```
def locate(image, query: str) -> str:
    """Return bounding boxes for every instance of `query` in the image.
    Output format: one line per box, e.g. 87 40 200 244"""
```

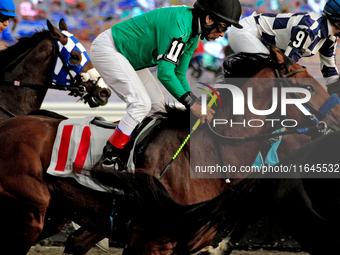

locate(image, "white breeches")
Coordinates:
228 14 269 54
90 29 165 135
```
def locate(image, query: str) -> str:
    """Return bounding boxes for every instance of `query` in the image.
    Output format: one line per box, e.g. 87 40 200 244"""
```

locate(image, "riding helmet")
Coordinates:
193 0 243 28
0 0 17 18
324 0 340 23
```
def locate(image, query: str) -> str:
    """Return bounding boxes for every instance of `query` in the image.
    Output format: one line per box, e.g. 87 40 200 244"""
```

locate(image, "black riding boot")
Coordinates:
101 141 125 171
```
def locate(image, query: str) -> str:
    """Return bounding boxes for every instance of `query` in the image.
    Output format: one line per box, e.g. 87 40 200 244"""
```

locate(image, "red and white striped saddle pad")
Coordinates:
47 116 114 191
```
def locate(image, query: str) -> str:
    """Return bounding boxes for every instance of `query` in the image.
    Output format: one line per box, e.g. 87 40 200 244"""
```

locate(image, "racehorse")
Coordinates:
57 46 340 254
204 60 340 255
0 19 111 122
206 129 340 255
0 115 235 255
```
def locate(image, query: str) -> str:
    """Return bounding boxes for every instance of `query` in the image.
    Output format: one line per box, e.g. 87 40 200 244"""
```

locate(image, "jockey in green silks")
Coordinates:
90 0 243 170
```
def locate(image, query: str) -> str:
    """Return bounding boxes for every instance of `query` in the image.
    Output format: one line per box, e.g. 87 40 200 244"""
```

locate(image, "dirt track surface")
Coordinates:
27 245 122 254
27 246 309 255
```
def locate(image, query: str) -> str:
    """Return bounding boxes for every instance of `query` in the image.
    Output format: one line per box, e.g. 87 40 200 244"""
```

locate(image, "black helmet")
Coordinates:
194 0 243 29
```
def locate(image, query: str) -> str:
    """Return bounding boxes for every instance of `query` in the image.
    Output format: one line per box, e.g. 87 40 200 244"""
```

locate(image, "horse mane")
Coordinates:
0 30 51 72
223 52 274 78
153 104 193 129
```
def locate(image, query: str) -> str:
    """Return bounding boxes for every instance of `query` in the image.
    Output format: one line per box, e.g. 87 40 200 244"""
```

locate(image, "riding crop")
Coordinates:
158 93 218 179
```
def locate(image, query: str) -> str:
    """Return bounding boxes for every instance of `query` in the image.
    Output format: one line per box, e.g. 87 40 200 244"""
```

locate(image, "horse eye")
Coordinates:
70 55 80 61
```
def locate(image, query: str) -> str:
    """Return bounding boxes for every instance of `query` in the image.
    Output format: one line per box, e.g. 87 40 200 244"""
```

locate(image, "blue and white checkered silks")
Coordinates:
254 12 339 84
52 30 90 87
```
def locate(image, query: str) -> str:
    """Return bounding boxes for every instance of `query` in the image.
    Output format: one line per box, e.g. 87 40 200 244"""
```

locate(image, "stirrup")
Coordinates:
102 155 125 171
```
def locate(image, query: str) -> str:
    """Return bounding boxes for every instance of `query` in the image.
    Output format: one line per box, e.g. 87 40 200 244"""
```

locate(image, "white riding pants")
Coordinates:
228 13 269 54
90 29 165 135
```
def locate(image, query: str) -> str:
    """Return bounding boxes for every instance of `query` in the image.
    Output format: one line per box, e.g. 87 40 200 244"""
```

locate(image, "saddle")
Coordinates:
92 116 164 171
47 115 165 189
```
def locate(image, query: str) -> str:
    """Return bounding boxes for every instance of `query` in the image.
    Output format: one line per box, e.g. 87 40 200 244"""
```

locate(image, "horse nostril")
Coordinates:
99 89 111 99
101 91 108 97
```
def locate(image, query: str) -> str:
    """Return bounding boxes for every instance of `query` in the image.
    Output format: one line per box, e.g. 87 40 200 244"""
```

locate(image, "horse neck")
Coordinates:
0 86 48 122
211 77 282 173
0 37 54 121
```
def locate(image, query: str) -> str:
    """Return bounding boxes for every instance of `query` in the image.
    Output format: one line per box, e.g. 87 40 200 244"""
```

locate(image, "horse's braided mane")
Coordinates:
223 52 274 78
0 30 50 71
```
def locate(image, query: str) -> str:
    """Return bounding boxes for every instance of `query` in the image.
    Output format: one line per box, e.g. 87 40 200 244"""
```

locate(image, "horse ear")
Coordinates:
47 19 68 45
269 46 285 65
59 18 69 32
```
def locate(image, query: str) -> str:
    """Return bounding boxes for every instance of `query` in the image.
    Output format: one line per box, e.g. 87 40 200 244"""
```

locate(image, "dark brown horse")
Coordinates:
58 47 340 254
205 67 340 255
0 115 235 255
206 129 340 255
0 19 111 122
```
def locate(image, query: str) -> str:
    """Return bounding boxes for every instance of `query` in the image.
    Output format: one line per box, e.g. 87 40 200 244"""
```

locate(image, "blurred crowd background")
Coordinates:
0 0 328 104
0 0 328 98
0 0 327 44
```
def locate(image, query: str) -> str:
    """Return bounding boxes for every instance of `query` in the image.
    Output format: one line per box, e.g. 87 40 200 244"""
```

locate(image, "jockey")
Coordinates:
228 0 340 85
0 0 17 33
90 0 243 170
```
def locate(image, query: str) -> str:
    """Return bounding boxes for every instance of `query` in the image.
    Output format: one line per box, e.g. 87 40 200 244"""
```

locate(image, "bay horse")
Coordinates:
0 115 231 255
53 46 340 254
0 18 111 122
204 60 340 255
206 129 340 255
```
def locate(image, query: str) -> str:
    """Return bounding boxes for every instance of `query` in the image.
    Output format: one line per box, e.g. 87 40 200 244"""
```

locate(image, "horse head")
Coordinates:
212 46 340 150
47 19 111 108
268 45 340 135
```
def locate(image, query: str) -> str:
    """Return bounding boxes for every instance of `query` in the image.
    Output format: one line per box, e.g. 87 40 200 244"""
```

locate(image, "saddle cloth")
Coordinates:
47 116 113 191
47 115 161 191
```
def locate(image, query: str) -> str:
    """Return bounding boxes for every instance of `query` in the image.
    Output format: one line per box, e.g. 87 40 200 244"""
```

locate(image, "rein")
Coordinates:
0 79 86 93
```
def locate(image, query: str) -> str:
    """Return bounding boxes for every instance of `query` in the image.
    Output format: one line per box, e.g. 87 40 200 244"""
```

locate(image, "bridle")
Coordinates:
0 33 102 118
207 63 340 142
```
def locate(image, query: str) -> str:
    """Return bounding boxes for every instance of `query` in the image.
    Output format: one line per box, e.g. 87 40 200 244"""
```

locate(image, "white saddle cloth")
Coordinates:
47 116 114 192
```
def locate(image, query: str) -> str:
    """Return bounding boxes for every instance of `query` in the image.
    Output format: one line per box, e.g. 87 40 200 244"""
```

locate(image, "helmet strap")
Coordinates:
335 22 340 29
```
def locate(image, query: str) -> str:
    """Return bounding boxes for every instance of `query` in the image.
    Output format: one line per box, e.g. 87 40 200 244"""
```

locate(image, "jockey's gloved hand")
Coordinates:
190 102 215 124
178 92 215 123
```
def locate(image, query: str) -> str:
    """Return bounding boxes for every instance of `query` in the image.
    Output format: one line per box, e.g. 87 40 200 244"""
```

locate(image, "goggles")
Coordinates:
216 20 231 33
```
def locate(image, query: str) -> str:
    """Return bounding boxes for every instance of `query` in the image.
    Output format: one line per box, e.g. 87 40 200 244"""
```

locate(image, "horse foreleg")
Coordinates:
197 220 250 255
63 227 105 255
36 216 68 243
